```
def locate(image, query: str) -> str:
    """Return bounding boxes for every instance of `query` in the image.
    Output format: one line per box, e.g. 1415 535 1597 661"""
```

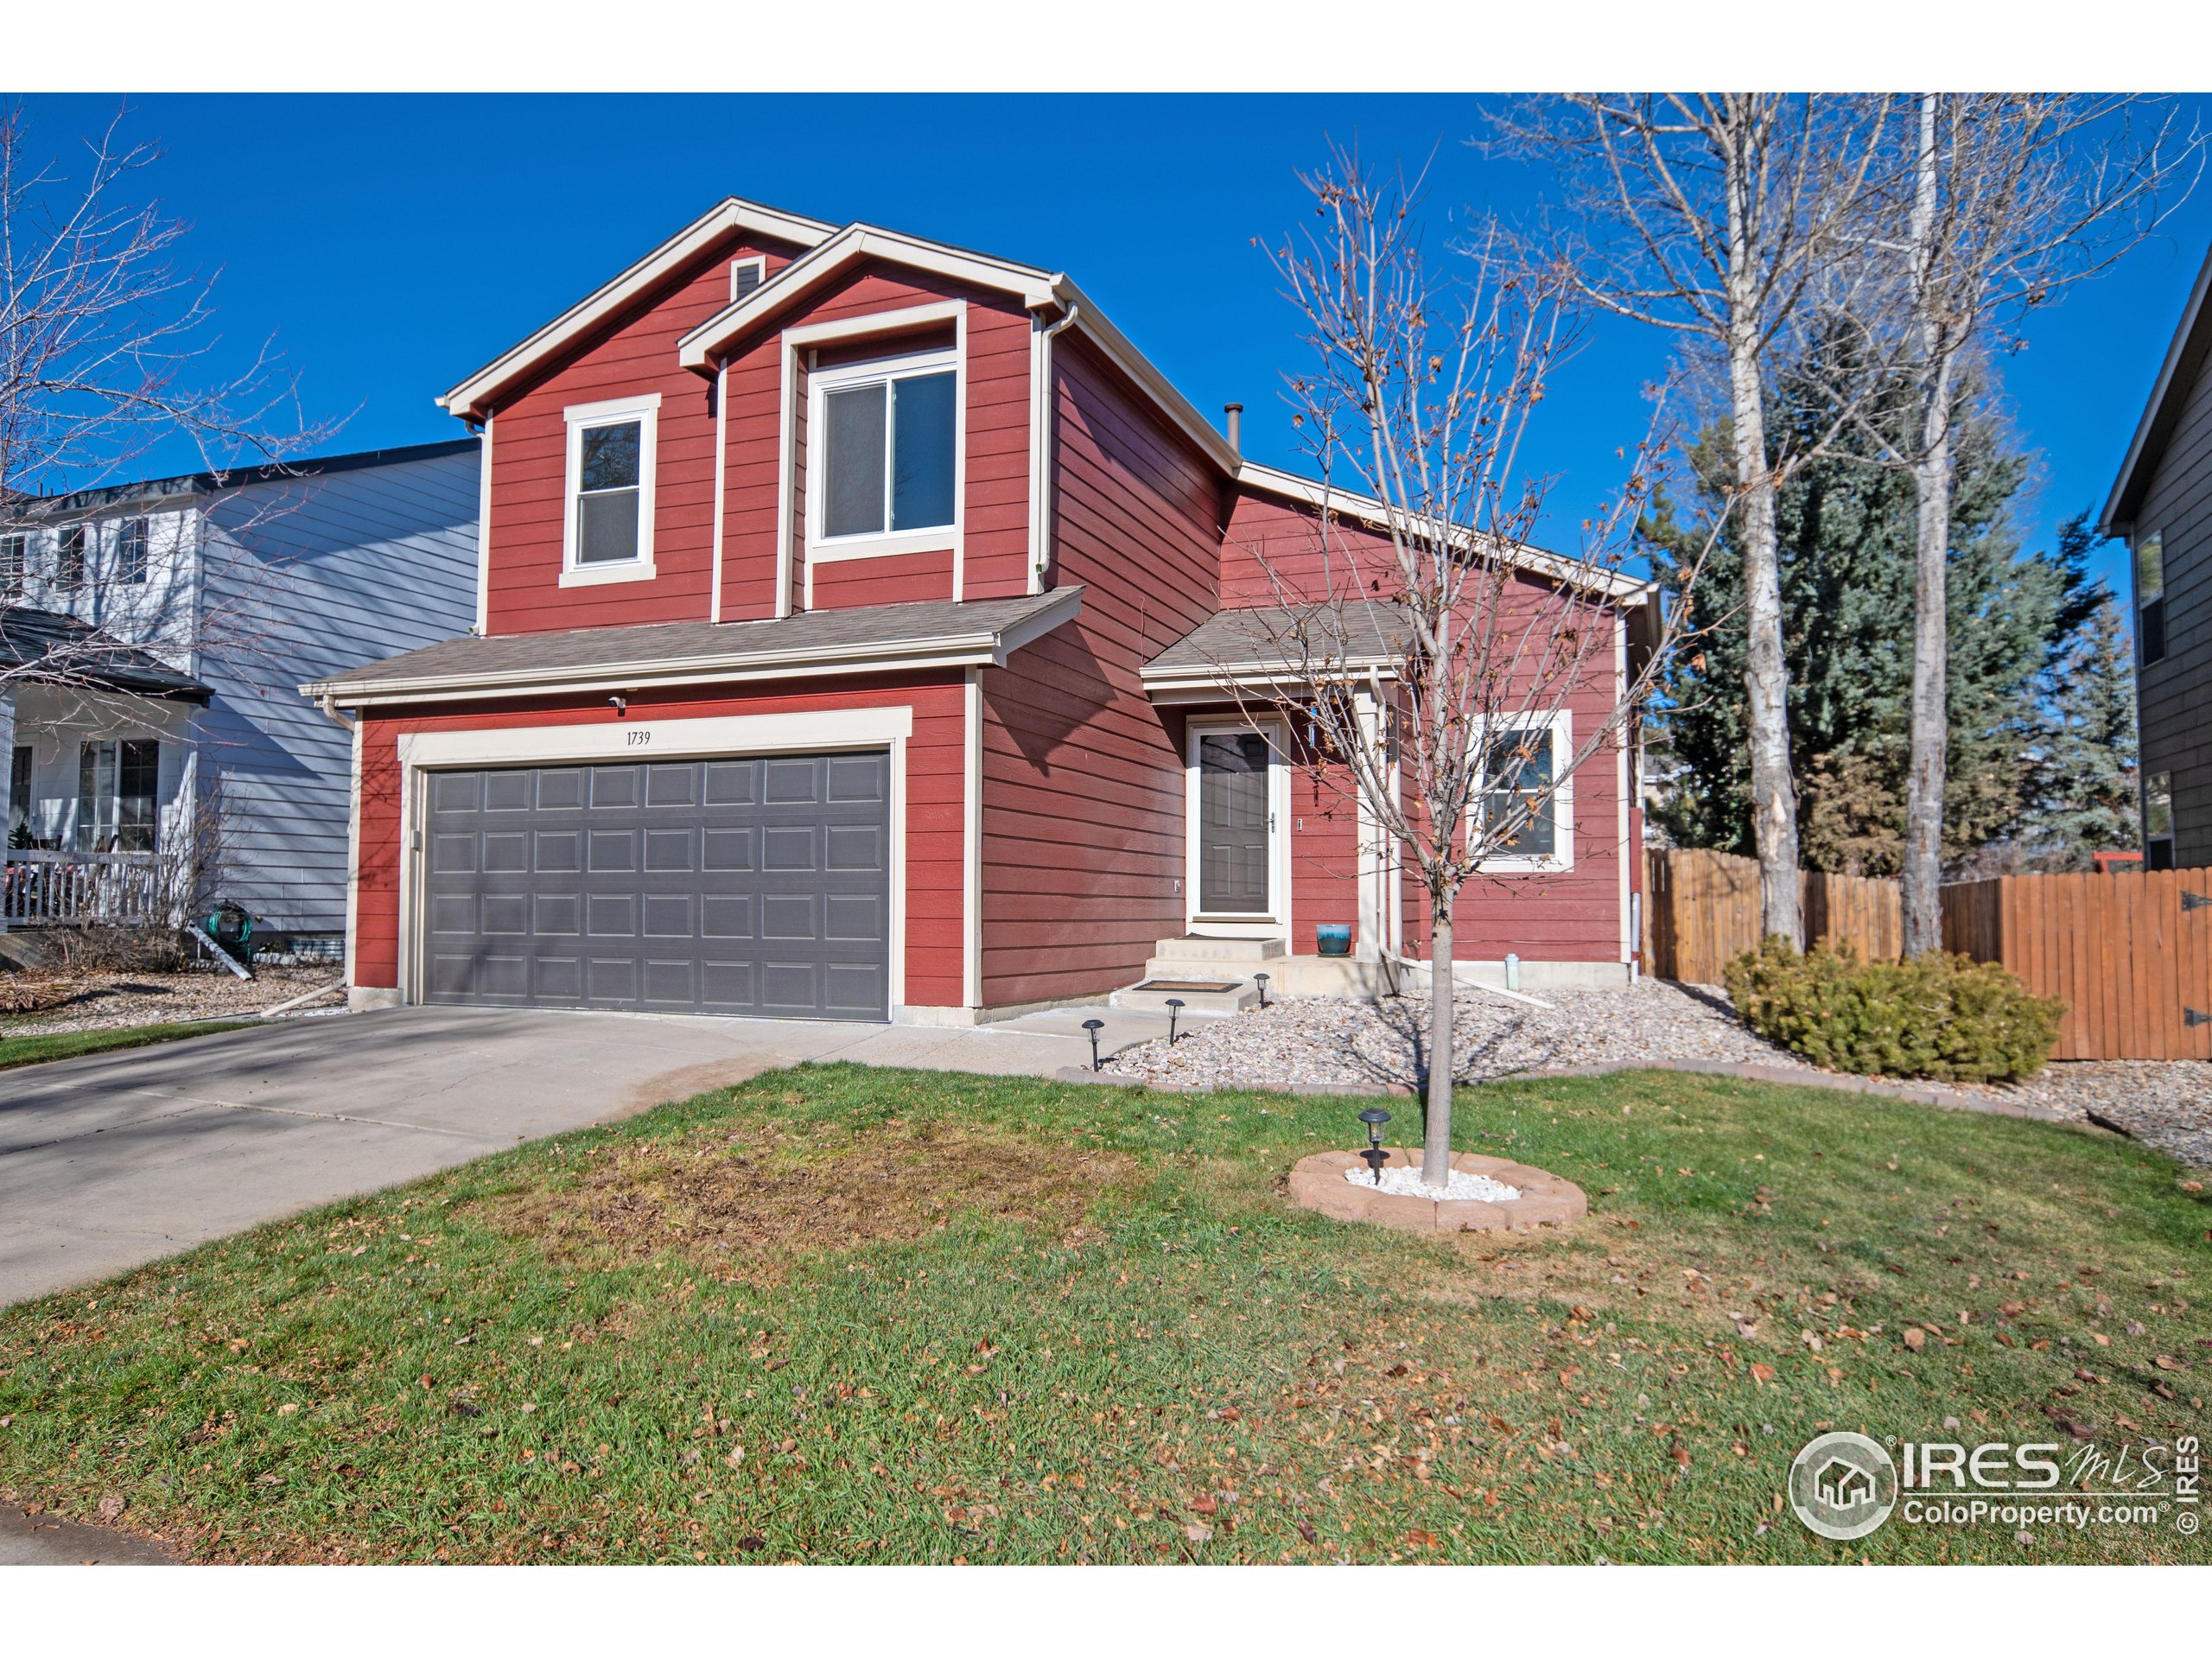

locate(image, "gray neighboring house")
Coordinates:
2104 239 2212 871
2 440 478 950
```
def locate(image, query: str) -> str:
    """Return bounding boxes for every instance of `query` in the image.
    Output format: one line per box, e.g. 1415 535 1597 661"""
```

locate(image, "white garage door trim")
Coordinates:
396 707 914 1016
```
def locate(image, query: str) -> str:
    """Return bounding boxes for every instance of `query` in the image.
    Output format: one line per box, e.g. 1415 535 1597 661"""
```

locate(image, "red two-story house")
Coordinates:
308 197 1652 1025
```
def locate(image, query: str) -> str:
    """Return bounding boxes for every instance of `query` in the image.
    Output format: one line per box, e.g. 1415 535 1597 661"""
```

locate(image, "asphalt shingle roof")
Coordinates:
304 588 1084 702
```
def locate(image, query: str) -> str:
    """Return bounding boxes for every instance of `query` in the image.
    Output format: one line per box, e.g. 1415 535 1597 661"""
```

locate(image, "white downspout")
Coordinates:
1030 299 1080 592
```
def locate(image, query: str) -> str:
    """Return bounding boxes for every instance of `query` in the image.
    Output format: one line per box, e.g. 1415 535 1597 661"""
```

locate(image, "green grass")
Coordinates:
1 1065 2204 1564
0 1019 260 1071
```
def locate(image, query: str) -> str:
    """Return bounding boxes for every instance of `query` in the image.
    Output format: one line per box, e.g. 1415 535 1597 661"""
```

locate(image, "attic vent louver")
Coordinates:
731 257 766 302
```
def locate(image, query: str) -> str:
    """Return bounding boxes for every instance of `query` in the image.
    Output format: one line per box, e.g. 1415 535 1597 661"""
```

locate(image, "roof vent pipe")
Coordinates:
1224 403 1243 456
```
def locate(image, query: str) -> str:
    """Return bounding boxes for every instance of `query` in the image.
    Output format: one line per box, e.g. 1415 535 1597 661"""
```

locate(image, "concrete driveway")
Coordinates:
0 1002 1165 1309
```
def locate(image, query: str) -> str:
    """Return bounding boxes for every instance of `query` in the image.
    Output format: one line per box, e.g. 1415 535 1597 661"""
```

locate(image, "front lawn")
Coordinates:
0 1019 260 1072
0 1065 2203 1563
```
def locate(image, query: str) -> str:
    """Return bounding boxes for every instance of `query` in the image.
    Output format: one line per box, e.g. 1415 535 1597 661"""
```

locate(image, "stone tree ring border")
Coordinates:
1287 1148 1588 1234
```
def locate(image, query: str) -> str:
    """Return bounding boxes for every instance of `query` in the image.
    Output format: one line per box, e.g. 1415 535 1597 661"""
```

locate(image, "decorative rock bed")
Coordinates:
1287 1147 1586 1234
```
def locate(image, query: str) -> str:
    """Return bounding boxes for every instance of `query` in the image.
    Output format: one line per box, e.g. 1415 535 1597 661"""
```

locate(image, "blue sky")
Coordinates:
22 92 2212 597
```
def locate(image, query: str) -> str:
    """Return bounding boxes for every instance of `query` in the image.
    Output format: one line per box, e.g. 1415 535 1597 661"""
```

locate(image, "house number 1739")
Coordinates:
625 728 652 747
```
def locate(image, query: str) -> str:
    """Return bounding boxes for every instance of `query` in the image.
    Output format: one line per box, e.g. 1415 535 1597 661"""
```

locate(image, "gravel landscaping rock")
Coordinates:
1347 1164 1522 1201
1105 980 2212 1167
0 963 343 1039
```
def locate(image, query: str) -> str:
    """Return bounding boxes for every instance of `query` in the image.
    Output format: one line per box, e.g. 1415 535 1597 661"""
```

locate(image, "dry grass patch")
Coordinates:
466 1114 1146 1279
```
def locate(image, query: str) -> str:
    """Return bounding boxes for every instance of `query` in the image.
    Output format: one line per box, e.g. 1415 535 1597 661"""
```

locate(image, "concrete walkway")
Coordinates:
0 1002 1170 1312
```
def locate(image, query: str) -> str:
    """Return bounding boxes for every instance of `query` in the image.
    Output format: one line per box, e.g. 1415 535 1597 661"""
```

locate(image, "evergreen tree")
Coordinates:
1645 367 2091 875
2019 583 2139 860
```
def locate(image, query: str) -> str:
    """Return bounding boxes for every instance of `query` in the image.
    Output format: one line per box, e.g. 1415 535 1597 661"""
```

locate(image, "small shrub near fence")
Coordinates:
1724 938 2066 1084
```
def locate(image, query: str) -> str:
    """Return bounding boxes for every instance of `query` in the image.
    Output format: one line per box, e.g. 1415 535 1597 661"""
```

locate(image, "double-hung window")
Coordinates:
56 525 86 588
0 533 24 600
809 349 959 559
561 393 658 585
76 739 159 854
1471 713 1574 872
2135 532 2166 667
116 516 149 585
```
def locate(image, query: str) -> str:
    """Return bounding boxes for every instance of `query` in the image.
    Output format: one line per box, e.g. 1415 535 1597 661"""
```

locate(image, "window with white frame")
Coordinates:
730 256 766 302
76 739 160 854
809 349 958 556
0 533 23 599
562 393 658 582
115 516 149 585
1471 713 1573 871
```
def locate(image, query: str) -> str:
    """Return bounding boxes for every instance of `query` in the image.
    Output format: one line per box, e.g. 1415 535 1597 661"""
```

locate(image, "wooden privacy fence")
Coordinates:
1643 848 1902 985
1643 848 2212 1060
1939 871 2212 1062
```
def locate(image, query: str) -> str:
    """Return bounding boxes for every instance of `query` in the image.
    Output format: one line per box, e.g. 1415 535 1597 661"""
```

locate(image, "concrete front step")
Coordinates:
1109 976 1259 1014
1151 935 1287 963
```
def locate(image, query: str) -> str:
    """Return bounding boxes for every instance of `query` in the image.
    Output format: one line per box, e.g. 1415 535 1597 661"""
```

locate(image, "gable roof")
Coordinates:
2102 237 2212 536
674 219 1242 476
435 198 1644 601
436 195 837 422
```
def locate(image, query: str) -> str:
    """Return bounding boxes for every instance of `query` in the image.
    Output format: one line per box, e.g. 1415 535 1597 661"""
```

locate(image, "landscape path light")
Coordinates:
1253 971 1270 1009
1165 997 1185 1044
1083 1017 1105 1071
1357 1106 1392 1184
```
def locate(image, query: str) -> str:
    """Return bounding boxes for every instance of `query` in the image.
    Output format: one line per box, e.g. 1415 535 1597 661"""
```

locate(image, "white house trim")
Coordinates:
302 586 1084 709
438 196 835 421
709 365 728 624
1234 461 1651 601
474 417 493 635
1182 713 1293 943
1616 614 1632 963
559 392 660 588
1468 709 1576 874
963 666 982 1010
393 705 915 1016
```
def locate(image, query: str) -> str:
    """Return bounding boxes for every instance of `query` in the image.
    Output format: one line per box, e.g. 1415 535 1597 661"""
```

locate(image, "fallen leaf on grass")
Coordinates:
1903 1328 1927 1352
1750 1363 1776 1385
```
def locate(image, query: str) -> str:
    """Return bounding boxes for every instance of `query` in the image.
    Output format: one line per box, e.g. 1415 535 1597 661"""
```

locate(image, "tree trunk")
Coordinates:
1727 333 1803 946
1902 95 1951 957
1422 886 1455 1188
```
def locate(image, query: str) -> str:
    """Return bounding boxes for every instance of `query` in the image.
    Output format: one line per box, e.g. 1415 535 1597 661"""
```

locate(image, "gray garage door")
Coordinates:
421 752 891 1020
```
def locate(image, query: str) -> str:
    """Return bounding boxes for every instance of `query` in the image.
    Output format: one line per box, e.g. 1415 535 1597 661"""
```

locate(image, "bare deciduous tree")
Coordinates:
1494 95 1895 947
0 105 333 696
1207 155 1716 1188
1815 96 2197 953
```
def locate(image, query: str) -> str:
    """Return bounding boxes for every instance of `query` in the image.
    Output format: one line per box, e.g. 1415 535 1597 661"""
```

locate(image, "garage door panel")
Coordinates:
591 766 640 807
423 752 891 1020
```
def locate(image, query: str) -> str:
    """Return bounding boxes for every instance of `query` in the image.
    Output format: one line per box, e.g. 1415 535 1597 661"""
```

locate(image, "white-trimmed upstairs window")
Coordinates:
730 256 766 302
808 348 959 560
1471 711 1574 873
561 392 658 586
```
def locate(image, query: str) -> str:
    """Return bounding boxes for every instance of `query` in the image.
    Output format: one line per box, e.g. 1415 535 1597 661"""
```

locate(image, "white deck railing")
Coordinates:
2 849 168 927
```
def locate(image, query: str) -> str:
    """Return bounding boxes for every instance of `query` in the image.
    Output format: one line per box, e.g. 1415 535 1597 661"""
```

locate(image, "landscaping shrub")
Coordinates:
1724 937 2065 1083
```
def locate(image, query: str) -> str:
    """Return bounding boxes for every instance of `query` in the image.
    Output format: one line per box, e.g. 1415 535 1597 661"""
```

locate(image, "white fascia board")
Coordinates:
302 589 1084 709
1052 277 1242 476
678 225 1057 371
1233 461 1652 602
1139 658 1400 696
439 197 836 419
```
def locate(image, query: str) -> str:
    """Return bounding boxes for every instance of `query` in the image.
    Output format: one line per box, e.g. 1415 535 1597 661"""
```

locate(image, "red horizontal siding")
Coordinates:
483 233 806 637
808 549 956 608
350 672 967 1011
977 336 1224 1009
715 265 1033 620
